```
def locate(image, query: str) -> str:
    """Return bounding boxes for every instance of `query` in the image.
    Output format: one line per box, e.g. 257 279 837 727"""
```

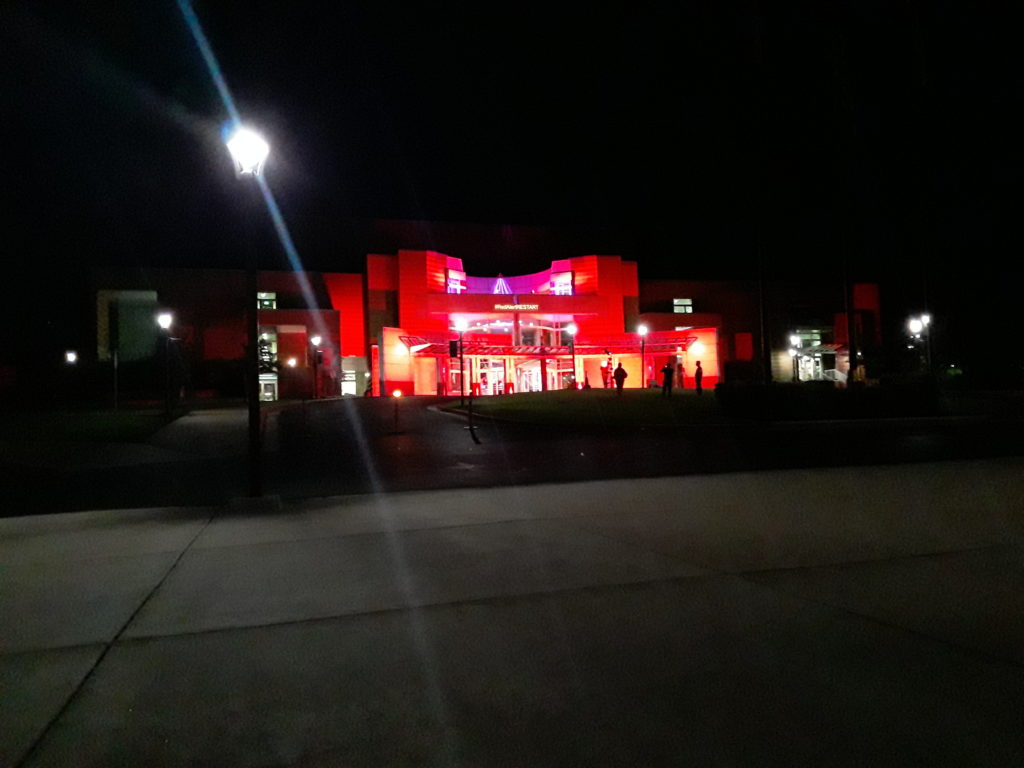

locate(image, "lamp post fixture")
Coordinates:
566 323 578 389
64 350 78 365
789 333 800 382
637 324 649 389
310 334 322 399
454 318 468 406
908 314 932 373
225 125 270 497
392 389 403 433
157 312 174 415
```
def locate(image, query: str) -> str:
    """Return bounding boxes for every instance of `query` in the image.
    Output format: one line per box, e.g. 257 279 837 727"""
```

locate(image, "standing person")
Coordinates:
694 360 704 395
677 363 685 390
660 362 674 397
613 362 628 395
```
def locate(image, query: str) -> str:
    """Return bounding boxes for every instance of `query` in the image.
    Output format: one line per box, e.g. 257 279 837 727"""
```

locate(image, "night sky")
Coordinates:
2 2 1020 369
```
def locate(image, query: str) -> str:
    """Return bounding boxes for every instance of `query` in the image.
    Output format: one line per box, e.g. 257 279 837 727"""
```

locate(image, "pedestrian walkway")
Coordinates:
3 458 1023 766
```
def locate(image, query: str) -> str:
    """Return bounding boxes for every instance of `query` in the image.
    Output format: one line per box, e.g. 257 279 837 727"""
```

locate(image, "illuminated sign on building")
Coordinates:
494 303 540 311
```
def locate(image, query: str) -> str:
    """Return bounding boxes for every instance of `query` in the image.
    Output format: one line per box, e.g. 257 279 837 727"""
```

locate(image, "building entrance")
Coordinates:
477 358 506 396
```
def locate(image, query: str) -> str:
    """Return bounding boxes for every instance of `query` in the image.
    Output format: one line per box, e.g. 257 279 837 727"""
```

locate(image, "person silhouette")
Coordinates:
660 362 674 397
694 360 704 395
613 363 628 395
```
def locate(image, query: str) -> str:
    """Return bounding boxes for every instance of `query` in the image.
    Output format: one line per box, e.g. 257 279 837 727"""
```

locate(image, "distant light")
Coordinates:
566 323 578 336
225 126 269 176
691 341 706 355
788 348 798 358
286 357 297 367
908 318 924 334
454 318 469 332
921 314 931 326
65 350 78 364
637 324 649 336
364 372 371 377
310 335 322 346
261 333 269 340
392 390 403 398
789 334 800 347
157 312 173 330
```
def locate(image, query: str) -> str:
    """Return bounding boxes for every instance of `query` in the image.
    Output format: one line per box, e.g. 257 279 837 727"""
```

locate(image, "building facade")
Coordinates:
83 250 880 404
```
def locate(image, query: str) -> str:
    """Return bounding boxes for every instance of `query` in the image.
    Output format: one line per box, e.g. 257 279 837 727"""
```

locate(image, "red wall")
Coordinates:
324 273 366 357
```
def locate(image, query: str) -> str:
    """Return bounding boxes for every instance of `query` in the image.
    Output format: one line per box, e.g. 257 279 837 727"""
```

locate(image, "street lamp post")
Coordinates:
566 323 578 389
310 334 322 399
157 312 174 415
392 389 403 433
789 334 800 382
226 125 270 498
908 314 932 373
454 318 468 406
638 324 649 389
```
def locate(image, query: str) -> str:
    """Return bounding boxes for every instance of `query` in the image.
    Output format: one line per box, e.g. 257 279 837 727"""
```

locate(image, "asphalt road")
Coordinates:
3 395 1021 516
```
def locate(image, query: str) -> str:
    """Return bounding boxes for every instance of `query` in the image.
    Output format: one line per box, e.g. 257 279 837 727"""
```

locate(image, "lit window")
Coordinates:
446 269 466 294
257 327 278 373
673 298 693 314
550 271 573 295
257 292 277 309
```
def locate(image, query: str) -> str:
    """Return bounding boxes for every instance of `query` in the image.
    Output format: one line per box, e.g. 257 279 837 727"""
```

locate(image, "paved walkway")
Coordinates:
3 459 1024 766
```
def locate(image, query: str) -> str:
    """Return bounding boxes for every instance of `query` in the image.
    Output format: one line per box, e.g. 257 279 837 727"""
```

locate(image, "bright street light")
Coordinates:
226 127 270 176
454 319 468 406
566 323 578 389
64 350 78 365
225 125 269 497
156 312 175 415
637 324 649 388
310 335 323 398
907 314 933 372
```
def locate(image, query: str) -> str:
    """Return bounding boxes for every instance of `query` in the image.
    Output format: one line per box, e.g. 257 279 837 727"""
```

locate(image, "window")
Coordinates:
446 269 466 294
258 327 278 373
257 292 277 310
550 271 573 296
673 298 693 314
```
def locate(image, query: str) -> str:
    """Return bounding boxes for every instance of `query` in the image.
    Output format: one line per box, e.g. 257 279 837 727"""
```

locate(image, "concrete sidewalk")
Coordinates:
3 459 1024 767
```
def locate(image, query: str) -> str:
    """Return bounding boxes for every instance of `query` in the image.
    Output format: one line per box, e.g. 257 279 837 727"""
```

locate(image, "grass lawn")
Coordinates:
454 388 724 428
0 409 174 443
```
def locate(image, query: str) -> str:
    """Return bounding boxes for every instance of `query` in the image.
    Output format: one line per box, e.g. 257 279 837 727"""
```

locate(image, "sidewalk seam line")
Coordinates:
13 510 217 768
115 571 726 645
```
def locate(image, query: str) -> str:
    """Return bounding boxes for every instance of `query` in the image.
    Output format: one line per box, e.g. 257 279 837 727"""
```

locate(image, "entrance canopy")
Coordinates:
799 344 847 356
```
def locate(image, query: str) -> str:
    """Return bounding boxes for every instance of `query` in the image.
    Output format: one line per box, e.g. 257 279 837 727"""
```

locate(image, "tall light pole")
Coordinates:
226 125 270 497
638 324 649 389
157 312 174 415
789 333 800 382
454 318 468 406
310 334 322 399
566 323 578 389
908 314 932 373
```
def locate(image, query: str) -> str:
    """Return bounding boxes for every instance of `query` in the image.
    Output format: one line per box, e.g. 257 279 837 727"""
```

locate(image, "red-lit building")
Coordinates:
365 250 719 397
85 247 879 403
